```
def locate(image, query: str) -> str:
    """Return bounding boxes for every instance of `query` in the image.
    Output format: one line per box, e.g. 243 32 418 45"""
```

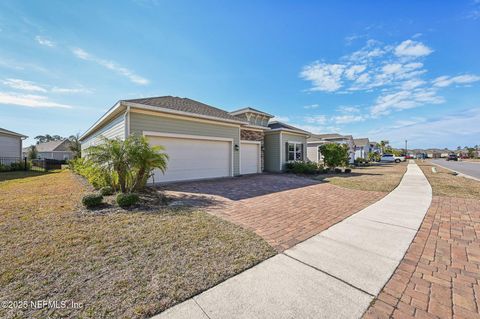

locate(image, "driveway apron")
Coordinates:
154 163 432 319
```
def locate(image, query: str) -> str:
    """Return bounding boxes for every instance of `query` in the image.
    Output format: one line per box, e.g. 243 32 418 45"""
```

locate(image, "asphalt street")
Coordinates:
430 159 480 179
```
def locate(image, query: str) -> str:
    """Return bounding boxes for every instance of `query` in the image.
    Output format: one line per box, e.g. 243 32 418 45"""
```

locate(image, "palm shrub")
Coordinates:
86 135 168 193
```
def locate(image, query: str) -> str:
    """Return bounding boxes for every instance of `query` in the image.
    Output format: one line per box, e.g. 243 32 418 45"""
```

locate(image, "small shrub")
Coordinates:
82 193 103 208
334 168 342 174
286 161 319 174
116 193 139 208
100 186 114 196
344 168 352 173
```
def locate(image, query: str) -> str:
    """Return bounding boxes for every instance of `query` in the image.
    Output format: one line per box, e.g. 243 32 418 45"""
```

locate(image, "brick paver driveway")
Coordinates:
162 174 385 251
364 196 480 319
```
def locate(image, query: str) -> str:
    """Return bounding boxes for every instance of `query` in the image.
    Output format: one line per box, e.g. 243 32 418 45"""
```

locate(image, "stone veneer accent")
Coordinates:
241 129 265 171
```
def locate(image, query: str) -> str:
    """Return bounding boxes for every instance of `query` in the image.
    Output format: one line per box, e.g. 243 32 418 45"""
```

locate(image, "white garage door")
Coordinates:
240 142 260 174
148 135 231 183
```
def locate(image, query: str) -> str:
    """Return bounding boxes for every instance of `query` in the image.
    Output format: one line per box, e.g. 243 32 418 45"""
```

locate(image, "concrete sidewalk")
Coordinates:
153 163 432 319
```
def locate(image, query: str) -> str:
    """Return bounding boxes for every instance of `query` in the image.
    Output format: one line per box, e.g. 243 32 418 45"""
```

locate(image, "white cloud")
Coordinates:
300 62 345 92
51 87 92 94
432 74 480 87
394 40 433 57
337 105 360 113
2 78 47 92
304 115 328 125
0 92 73 108
368 108 480 149
371 88 444 116
35 35 55 47
345 65 366 80
332 114 366 124
303 104 319 109
71 47 149 85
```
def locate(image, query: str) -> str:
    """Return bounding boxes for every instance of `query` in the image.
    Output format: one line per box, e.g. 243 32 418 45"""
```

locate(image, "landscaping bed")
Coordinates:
0 170 275 319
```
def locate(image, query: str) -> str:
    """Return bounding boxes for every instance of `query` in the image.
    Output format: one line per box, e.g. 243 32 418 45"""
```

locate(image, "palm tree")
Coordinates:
126 136 168 191
86 135 168 192
380 140 389 154
87 137 129 192
69 134 82 159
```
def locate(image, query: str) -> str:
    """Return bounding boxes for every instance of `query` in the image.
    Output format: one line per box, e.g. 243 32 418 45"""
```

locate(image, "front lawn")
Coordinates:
0 170 275 319
313 162 407 192
417 160 480 198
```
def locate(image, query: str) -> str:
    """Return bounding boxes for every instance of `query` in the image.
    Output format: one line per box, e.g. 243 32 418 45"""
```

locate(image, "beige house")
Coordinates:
0 127 27 161
307 133 355 164
27 140 74 160
79 96 309 183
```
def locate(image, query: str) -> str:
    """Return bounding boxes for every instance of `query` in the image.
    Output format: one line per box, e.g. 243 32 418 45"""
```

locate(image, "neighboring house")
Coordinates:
264 121 310 172
0 128 27 161
369 141 381 154
26 140 74 160
307 133 355 164
79 96 309 183
353 138 370 160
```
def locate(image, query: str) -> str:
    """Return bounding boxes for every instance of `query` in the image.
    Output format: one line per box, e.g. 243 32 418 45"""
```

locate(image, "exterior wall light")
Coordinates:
234 144 239 151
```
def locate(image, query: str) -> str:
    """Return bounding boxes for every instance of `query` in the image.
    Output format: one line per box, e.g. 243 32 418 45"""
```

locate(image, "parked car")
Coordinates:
446 154 458 161
381 154 405 163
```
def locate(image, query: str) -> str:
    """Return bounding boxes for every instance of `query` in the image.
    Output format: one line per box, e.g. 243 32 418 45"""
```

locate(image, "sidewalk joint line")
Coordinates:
282 253 375 298
193 298 212 319
355 217 418 231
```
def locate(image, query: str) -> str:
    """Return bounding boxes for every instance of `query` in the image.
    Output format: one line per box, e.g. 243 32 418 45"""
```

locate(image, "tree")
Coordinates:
69 134 82 159
86 135 168 192
380 140 389 154
34 134 64 144
467 147 476 159
319 143 349 168
27 145 38 160
368 151 380 162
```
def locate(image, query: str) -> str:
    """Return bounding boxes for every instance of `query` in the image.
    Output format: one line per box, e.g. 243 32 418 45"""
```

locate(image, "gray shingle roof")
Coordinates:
230 107 274 117
353 138 369 147
267 121 310 134
124 96 246 123
36 140 72 152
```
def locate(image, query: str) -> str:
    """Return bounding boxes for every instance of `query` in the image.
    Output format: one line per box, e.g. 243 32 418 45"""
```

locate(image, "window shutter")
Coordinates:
286 142 289 161
301 143 304 161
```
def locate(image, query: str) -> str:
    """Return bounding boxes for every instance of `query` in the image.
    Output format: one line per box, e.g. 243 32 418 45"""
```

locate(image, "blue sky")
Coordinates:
0 0 479 149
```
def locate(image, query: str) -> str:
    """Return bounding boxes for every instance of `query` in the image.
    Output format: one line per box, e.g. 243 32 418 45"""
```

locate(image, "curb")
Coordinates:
430 161 480 182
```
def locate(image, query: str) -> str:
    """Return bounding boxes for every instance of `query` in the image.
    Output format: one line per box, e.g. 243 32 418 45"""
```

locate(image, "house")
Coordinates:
79 96 310 183
0 128 27 162
369 141 381 154
26 140 74 160
353 138 370 160
307 133 355 164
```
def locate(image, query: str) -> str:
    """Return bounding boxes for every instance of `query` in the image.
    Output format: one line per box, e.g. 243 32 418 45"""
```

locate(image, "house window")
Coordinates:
287 142 303 161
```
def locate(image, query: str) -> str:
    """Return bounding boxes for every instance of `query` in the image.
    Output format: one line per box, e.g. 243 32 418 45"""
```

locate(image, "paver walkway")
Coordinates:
163 174 384 251
154 163 432 319
363 195 480 319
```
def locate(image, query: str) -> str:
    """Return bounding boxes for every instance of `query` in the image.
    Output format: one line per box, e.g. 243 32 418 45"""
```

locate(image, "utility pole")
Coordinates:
405 139 408 156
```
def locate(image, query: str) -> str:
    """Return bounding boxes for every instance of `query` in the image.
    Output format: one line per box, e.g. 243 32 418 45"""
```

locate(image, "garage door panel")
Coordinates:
147 135 231 183
240 142 260 174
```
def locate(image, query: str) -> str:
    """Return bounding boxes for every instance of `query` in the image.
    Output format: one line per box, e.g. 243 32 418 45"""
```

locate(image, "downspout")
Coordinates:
124 105 130 138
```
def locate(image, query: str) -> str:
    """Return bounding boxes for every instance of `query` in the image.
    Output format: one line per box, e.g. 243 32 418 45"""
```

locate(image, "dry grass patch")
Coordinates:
313 163 407 192
0 170 275 319
417 160 480 199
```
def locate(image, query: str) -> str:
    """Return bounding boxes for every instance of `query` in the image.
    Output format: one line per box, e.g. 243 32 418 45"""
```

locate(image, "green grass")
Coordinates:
0 170 275 318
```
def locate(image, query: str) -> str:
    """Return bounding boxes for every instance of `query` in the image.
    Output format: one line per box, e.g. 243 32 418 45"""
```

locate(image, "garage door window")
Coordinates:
287 142 303 161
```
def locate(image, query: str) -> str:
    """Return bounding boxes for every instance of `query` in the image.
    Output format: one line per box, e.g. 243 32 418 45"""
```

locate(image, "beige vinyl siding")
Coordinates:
129 111 241 176
281 133 307 171
81 114 125 154
307 143 322 163
38 151 74 161
264 132 281 172
0 133 21 158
